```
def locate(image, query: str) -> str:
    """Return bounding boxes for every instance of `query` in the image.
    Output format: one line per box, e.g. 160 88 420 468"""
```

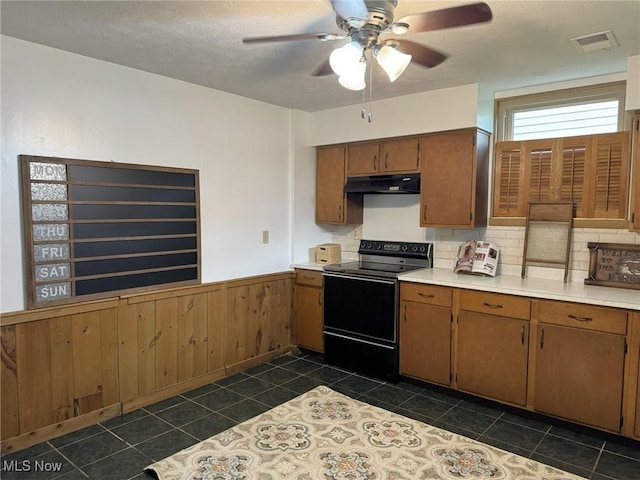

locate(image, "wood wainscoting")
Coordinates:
0 272 295 454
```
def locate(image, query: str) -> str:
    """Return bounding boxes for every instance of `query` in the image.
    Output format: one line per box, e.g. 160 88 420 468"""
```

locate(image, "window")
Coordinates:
496 82 627 141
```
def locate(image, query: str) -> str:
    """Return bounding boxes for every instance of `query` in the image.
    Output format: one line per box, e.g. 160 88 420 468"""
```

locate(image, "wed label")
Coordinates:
32 204 68 222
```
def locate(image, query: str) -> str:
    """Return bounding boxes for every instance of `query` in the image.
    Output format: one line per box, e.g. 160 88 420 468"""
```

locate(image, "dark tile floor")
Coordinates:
1 350 639 479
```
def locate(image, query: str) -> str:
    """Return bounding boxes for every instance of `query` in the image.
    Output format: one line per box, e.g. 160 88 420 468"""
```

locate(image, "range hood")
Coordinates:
344 173 420 194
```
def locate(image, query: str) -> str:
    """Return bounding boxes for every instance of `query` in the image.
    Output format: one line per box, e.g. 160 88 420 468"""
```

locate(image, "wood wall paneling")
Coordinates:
1 274 294 451
1 326 19 439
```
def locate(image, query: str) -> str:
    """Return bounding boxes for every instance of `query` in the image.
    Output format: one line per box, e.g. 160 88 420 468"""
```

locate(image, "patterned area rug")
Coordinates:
146 385 586 480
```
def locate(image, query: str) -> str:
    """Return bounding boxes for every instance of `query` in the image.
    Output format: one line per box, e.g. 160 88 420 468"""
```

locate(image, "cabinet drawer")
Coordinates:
538 300 627 334
459 290 530 320
295 269 323 287
402 283 452 307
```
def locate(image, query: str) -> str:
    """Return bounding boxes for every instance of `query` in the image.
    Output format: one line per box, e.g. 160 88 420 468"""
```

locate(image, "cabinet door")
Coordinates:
457 310 529 405
630 114 640 231
347 143 380 176
295 285 324 352
381 137 420 173
421 131 478 227
534 324 625 432
493 141 525 217
400 301 451 386
590 131 630 219
317 146 363 224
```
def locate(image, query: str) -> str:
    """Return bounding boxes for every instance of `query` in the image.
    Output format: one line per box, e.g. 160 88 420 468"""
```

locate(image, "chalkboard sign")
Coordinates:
20 155 200 308
585 242 640 290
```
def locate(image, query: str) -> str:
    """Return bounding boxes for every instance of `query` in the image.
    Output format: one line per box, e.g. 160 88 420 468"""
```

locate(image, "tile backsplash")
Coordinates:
329 225 639 282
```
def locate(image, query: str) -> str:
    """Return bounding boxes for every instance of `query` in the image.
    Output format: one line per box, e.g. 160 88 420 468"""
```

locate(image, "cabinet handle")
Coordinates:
338 205 343 220
418 293 435 299
539 328 545 349
568 314 592 322
373 155 377 170
422 204 427 221
384 153 389 170
483 302 503 309
403 304 407 321
521 325 525 345
318 291 322 306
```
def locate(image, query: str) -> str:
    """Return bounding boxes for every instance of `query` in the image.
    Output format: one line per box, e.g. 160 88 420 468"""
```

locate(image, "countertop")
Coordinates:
291 263 639 311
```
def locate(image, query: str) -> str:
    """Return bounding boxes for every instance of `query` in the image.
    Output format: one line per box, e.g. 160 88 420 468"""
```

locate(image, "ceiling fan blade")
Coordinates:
312 59 334 77
393 40 448 69
242 32 344 44
397 2 492 34
329 0 368 20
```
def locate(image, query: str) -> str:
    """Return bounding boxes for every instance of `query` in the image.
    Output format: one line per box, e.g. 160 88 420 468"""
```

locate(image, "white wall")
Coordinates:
309 84 479 146
0 37 293 313
290 110 333 263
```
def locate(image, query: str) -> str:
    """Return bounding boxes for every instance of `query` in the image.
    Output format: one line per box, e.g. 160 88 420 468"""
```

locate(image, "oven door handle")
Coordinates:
323 272 397 285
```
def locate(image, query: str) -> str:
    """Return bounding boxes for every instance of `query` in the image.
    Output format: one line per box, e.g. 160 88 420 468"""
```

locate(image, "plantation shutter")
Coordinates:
493 142 524 217
526 141 554 203
558 137 590 217
591 132 629 219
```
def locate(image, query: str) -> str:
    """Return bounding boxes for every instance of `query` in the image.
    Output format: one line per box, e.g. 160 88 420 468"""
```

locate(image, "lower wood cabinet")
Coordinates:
456 291 531 406
533 300 627 433
399 284 452 386
294 269 324 352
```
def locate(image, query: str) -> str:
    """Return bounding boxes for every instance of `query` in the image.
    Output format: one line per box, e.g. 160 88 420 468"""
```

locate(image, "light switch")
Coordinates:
262 230 269 244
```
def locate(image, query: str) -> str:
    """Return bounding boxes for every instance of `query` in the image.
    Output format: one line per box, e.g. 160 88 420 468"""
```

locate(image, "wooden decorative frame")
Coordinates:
585 242 640 290
20 155 201 309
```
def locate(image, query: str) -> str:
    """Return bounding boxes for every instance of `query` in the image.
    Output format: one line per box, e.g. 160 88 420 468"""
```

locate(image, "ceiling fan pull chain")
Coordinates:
368 49 373 123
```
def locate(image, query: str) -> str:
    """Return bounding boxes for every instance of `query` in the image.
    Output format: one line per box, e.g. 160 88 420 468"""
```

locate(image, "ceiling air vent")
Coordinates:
570 30 619 54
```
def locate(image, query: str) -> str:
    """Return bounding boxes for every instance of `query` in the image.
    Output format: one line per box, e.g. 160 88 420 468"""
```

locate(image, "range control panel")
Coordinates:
358 240 433 259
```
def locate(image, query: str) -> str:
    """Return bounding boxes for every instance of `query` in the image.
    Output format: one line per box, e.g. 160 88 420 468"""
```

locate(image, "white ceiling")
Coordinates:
1 1 639 112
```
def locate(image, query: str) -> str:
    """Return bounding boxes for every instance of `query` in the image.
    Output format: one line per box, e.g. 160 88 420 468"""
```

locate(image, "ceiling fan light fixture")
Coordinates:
376 44 412 82
338 61 366 90
329 41 364 76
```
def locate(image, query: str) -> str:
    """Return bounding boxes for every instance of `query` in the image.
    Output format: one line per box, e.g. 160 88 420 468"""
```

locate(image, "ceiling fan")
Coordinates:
242 0 493 90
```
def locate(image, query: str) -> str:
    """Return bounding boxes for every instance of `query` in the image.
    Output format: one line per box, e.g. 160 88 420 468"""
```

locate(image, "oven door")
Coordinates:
323 272 398 345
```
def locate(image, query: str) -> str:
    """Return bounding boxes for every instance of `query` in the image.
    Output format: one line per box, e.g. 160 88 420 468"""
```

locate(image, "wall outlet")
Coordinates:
262 230 269 244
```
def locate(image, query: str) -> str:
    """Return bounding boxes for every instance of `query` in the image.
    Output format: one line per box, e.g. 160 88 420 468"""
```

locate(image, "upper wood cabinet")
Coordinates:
628 113 640 231
420 129 490 228
316 146 363 225
492 131 630 225
346 137 420 176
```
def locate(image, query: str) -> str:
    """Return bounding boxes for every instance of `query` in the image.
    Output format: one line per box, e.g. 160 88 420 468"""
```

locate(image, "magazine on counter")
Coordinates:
453 240 499 277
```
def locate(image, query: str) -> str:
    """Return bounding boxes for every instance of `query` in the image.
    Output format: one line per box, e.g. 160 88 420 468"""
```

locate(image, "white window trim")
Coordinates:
495 82 628 142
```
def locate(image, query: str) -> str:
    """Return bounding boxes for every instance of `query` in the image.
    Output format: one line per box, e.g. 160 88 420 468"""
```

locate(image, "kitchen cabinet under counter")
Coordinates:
399 268 640 311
